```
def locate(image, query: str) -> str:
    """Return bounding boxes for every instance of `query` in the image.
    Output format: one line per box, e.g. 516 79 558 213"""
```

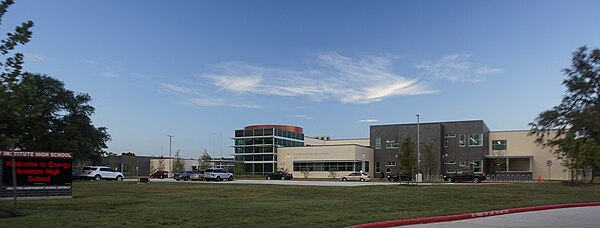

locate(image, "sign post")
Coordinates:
546 160 552 180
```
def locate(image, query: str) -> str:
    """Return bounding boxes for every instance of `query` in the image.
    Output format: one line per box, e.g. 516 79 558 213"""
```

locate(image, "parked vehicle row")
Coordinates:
148 169 234 181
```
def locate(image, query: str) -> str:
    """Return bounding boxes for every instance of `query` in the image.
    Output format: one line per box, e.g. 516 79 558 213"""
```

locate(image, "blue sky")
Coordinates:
6 1 600 159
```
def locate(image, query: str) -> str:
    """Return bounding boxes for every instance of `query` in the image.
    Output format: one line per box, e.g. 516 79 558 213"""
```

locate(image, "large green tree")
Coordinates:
422 144 439 176
172 149 184 173
396 137 417 176
0 0 34 147
0 1 110 163
529 46 600 183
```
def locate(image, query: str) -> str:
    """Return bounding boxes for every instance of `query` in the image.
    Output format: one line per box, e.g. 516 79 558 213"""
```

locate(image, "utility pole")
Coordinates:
417 114 420 183
167 135 174 177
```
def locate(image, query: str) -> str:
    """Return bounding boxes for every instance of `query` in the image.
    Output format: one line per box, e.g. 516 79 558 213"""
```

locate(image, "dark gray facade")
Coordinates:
370 120 490 177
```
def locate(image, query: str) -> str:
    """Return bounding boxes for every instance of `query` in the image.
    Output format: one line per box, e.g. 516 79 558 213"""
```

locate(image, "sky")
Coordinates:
5 1 600 159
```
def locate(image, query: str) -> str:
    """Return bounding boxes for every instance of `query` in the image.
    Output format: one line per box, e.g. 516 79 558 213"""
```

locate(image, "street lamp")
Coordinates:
416 114 420 183
167 135 174 176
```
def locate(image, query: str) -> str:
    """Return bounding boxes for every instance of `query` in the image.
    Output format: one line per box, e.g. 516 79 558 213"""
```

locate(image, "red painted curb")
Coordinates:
346 202 600 228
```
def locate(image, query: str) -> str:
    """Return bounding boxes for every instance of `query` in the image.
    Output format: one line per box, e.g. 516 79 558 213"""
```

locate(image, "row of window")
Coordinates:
241 163 275 174
234 128 304 140
235 146 276 154
235 138 304 147
293 162 363 172
375 133 485 149
234 154 275 162
444 160 483 172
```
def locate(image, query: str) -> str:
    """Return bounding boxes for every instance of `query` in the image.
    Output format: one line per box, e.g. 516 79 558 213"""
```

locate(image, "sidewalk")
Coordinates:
403 206 600 228
347 202 600 228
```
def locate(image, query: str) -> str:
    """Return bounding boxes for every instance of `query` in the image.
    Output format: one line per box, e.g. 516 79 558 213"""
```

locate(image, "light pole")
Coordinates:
167 135 174 176
416 114 420 183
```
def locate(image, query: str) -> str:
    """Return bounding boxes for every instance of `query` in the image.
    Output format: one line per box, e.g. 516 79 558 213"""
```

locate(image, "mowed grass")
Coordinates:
1 181 599 227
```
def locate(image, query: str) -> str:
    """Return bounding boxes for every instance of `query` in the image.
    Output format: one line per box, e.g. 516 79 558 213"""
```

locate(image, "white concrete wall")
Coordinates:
489 131 569 180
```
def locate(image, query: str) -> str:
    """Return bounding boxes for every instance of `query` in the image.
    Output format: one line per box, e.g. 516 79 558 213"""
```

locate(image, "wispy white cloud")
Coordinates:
161 83 201 96
204 53 433 104
358 119 379 123
416 54 501 82
25 53 52 62
291 114 313 120
100 71 119 78
161 83 259 109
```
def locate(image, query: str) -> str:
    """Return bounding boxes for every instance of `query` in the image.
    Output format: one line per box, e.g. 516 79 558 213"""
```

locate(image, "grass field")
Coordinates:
1 181 599 227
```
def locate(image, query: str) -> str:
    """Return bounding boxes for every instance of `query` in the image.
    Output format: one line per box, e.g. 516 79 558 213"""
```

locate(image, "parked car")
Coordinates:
340 172 371 182
174 171 194 181
387 173 414 182
149 170 169 179
443 170 486 183
265 171 293 180
189 171 205 181
81 166 124 181
72 170 81 181
203 168 234 181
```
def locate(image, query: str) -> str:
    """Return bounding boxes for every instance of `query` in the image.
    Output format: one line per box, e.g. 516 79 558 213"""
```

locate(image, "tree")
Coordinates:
199 150 213 171
0 0 35 148
106 152 117 170
172 149 184 173
300 168 311 178
0 1 109 163
529 46 600 184
422 144 439 176
396 137 417 176
157 157 166 171
123 154 138 176
328 168 338 179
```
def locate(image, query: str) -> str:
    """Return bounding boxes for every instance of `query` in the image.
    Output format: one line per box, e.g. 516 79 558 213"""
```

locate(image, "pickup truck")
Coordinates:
443 170 486 183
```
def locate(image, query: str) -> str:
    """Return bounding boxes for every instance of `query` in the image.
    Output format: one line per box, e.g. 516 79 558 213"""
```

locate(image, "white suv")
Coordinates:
203 168 234 181
82 166 124 181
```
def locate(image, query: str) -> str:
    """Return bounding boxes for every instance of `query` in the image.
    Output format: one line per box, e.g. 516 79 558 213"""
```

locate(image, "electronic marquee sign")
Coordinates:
0 151 73 197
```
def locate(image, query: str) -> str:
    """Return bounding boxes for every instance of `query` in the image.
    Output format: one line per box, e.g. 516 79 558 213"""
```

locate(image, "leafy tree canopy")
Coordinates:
0 1 110 163
530 46 600 183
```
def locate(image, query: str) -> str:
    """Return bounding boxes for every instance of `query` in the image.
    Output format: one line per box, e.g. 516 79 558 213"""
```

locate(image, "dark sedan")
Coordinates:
387 173 414 182
174 171 194 181
265 171 293 180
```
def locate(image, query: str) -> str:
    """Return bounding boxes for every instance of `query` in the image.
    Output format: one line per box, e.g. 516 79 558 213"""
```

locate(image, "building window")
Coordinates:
365 161 369 173
386 162 396 166
375 137 381 149
459 134 466 147
492 140 507 150
386 168 391 173
459 161 466 167
445 169 456 174
444 161 456 165
444 141 448 147
471 160 483 172
385 140 399 149
468 134 483 147
444 134 456 138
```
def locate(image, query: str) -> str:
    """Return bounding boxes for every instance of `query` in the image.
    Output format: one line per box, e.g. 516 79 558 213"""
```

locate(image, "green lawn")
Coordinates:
1 181 599 227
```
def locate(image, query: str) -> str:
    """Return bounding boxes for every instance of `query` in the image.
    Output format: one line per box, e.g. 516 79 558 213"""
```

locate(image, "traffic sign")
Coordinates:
546 160 552 167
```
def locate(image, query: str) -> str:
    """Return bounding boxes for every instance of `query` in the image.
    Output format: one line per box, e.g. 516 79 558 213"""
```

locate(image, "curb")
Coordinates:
346 202 600 228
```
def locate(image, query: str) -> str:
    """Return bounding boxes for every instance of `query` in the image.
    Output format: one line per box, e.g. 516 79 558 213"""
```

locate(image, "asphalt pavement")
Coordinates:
402 206 600 228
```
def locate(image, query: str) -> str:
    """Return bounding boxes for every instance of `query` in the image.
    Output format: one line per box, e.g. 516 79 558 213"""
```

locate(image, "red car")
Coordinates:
149 170 169 179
